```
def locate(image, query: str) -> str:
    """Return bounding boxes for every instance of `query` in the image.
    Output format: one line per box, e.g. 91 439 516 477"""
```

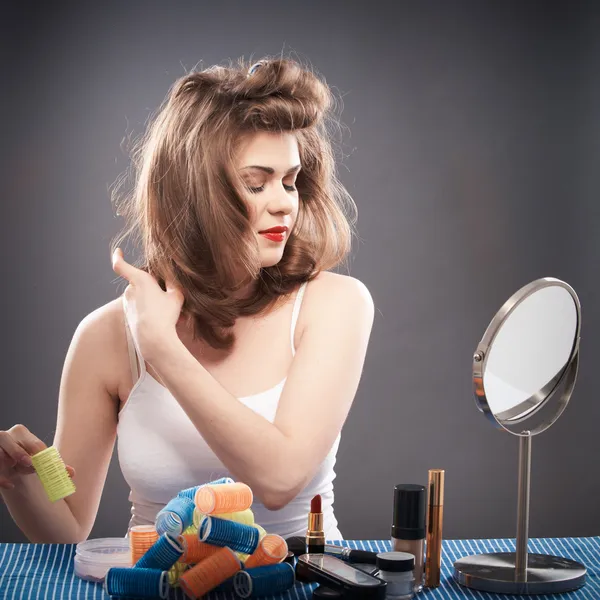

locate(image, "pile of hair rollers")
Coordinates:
31 446 295 598
111 477 294 599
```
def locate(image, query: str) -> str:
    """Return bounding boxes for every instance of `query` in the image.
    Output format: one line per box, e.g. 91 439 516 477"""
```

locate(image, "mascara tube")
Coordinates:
425 469 445 588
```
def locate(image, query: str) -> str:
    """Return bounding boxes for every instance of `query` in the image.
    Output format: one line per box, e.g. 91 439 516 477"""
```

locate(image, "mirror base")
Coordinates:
453 552 587 595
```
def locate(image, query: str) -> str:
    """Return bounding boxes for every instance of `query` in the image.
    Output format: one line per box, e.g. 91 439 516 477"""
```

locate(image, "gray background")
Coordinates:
1 1 599 543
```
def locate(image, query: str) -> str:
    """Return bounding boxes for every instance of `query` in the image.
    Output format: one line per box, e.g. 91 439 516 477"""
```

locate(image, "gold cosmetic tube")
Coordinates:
425 469 445 588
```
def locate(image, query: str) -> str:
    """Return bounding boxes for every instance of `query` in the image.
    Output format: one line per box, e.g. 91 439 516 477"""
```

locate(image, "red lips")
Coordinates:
259 226 288 233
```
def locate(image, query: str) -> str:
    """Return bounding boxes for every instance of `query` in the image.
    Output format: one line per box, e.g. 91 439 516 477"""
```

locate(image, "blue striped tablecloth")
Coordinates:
0 537 598 599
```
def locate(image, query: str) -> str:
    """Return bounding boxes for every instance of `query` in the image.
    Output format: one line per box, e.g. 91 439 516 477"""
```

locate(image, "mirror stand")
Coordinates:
515 433 532 582
453 355 587 594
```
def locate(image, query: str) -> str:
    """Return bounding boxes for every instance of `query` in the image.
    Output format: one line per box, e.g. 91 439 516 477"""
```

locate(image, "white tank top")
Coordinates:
116 282 342 540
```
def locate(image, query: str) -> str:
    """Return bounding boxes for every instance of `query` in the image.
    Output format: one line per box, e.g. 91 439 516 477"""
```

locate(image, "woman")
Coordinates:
0 57 374 543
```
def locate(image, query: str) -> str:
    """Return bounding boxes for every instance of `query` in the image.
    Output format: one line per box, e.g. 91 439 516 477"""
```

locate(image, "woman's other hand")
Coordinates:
0 425 75 490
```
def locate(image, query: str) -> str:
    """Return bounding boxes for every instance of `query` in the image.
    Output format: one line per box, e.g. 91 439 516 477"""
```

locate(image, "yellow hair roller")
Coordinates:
31 446 75 502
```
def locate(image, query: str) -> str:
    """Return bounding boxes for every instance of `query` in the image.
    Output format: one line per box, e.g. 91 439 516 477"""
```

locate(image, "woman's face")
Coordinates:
237 131 301 268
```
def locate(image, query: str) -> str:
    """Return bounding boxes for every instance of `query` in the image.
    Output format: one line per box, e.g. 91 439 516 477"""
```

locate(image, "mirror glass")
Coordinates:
483 285 577 423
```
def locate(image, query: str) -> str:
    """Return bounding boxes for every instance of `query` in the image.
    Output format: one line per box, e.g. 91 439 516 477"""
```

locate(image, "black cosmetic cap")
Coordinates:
391 484 426 540
376 551 415 573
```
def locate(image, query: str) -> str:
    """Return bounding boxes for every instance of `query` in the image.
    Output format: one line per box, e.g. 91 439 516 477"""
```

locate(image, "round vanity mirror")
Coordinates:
453 277 587 595
475 279 580 433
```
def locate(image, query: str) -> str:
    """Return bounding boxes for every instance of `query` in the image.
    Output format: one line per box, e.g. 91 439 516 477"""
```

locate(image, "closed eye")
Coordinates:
247 183 297 193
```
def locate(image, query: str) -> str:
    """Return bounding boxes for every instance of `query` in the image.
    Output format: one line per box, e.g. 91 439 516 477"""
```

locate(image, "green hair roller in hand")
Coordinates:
31 446 76 502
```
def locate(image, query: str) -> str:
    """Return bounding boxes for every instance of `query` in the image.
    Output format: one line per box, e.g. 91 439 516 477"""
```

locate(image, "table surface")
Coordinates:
0 537 598 599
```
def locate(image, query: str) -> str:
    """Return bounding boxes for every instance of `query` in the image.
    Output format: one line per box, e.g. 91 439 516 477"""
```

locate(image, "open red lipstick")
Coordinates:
306 494 325 553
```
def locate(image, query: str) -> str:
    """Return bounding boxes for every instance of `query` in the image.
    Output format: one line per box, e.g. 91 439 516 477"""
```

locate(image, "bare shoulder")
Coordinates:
72 297 130 399
308 271 373 303
77 297 126 345
299 271 374 329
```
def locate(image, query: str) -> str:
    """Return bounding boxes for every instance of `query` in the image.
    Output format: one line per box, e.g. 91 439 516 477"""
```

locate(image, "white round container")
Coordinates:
376 551 415 599
74 537 132 583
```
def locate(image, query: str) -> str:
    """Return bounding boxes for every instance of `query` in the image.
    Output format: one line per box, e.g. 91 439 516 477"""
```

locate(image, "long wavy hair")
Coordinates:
110 55 356 350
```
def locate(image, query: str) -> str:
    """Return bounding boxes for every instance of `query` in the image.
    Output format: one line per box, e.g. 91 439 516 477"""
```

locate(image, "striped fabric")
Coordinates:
0 537 598 599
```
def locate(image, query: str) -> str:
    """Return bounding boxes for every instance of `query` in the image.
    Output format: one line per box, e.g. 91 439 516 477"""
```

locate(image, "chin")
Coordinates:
260 250 285 268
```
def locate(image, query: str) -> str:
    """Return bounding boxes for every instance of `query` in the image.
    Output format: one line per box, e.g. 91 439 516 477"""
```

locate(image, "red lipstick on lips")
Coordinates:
259 226 288 242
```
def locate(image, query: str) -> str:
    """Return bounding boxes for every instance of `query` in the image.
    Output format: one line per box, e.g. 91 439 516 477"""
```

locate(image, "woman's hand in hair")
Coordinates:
112 248 184 363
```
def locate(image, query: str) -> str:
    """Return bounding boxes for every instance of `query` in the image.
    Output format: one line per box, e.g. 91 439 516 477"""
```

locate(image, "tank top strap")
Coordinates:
122 295 146 382
290 282 308 356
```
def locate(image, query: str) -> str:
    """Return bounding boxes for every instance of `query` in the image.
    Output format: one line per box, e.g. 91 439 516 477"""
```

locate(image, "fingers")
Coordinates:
0 447 33 488
8 424 47 456
111 247 123 266
0 427 74 491
0 475 15 490
0 427 39 466
112 249 147 285
166 283 184 305
0 447 17 470
164 272 185 308
12 462 36 476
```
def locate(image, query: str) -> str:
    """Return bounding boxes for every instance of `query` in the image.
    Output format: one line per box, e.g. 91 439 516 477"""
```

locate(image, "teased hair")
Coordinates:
110 55 356 349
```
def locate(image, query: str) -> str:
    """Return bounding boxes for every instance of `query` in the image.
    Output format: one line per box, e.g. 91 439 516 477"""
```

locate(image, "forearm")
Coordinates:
149 338 303 507
1 473 82 543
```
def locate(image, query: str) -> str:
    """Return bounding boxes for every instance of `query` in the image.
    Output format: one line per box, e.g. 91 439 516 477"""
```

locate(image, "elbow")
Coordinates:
57 528 89 545
261 493 291 512
251 447 317 510
261 491 296 512
256 474 308 512
71 530 90 544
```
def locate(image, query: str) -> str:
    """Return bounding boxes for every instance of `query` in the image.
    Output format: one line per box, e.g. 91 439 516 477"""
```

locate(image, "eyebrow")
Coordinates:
241 164 302 175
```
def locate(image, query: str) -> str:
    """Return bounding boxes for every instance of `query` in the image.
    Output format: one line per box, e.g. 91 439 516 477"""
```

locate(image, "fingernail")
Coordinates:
20 456 32 467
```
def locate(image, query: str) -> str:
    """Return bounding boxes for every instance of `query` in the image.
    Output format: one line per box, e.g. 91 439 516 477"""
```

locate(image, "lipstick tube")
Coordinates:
306 501 325 553
425 469 445 588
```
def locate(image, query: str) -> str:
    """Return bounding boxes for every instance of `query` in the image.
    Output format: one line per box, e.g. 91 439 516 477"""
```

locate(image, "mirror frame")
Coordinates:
472 277 581 436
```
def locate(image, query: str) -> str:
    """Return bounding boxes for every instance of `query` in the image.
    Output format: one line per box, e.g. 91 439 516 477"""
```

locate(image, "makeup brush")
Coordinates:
287 536 380 565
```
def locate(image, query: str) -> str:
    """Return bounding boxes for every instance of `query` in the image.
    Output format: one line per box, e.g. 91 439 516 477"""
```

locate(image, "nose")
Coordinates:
267 183 294 215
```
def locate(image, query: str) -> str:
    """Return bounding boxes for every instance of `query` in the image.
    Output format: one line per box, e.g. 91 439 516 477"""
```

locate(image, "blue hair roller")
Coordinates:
105 567 168 599
135 533 184 571
234 563 296 598
199 515 260 555
177 486 200 502
248 61 265 76
156 495 195 535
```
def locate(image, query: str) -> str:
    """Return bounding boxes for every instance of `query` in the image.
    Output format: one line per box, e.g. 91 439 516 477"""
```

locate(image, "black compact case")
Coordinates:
296 554 387 599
